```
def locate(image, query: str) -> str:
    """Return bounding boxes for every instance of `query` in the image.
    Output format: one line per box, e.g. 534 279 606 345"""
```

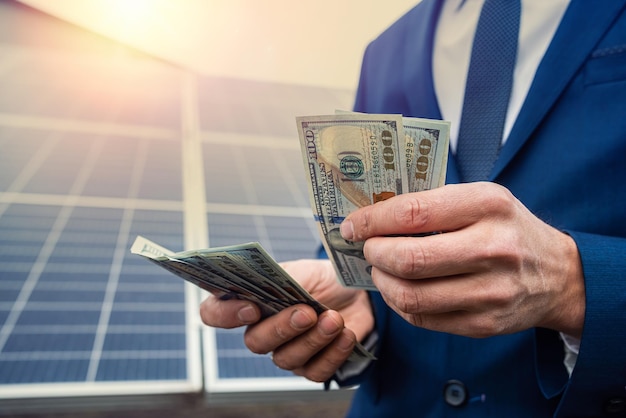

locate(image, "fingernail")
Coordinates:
290 309 314 330
237 305 258 324
319 315 341 336
340 219 354 240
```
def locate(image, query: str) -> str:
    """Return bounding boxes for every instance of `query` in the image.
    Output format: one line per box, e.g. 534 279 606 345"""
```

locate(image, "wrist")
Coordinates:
544 233 586 338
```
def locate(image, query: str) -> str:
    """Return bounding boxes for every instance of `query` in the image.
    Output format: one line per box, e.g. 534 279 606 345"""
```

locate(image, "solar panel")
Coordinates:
0 2 354 407
0 126 201 398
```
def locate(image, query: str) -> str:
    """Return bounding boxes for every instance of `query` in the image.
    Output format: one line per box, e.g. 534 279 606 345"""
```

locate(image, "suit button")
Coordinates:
604 397 626 415
444 380 468 407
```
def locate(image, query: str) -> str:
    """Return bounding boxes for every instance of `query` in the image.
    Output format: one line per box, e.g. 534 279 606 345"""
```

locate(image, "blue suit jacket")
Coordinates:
344 1 626 416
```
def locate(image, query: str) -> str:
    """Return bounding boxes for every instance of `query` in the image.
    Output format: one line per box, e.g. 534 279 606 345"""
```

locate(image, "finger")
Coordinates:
244 304 318 355
290 328 357 382
341 182 512 241
362 226 499 279
199 293 261 329
270 310 347 374
371 267 515 317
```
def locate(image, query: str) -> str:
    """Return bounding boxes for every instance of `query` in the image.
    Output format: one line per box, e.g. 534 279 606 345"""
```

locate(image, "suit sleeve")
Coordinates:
537 232 626 417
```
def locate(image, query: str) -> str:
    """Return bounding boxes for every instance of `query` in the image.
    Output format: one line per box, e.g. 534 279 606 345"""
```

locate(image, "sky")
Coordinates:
18 0 419 90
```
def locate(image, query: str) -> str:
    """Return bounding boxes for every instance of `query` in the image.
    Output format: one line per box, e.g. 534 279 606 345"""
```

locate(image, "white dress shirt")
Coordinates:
434 0 570 152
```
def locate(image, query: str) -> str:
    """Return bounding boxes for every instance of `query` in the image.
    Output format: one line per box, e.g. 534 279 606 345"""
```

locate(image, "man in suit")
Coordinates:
201 0 626 416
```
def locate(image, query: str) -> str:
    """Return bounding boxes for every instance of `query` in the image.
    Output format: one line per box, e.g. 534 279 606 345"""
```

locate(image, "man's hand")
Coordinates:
340 182 585 339
199 259 373 382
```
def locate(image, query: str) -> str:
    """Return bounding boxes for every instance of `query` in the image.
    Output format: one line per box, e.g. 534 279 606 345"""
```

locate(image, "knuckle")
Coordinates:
469 316 506 338
393 286 424 315
482 183 516 216
302 335 325 353
356 209 374 240
496 282 521 305
475 227 521 265
397 242 428 277
475 274 519 308
394 196 429 230
244 323 288 355
272 322 288 340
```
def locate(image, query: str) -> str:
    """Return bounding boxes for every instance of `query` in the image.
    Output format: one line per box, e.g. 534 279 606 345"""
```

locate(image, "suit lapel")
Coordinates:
491 0 626 180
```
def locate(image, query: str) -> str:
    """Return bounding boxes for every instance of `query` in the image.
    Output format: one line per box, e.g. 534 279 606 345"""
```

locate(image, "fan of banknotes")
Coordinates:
131 112 449 362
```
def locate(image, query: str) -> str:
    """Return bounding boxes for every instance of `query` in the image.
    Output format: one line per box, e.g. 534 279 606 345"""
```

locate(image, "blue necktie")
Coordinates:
456 0 521 182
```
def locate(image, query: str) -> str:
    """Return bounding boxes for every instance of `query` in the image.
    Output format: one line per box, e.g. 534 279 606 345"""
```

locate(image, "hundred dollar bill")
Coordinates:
403 117 450 192
335 110 450 192
296 114 407 290
131 235 376 361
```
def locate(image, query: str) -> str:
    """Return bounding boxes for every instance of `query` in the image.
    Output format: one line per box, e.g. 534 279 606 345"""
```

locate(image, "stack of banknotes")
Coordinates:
131 113 449 361
296 113 450 290
130 235 375 360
